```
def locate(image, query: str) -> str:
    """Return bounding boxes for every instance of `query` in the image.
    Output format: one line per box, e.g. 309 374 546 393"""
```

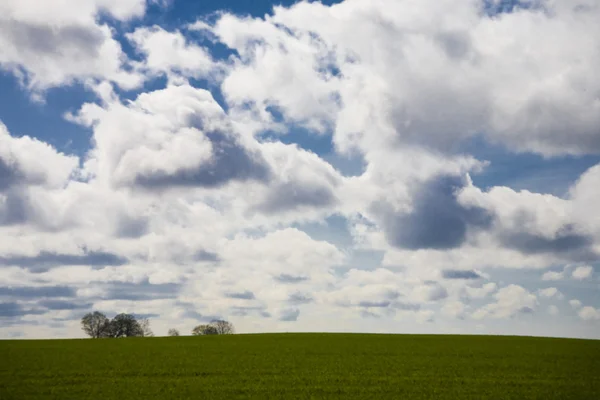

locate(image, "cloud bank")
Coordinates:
0 0 599 339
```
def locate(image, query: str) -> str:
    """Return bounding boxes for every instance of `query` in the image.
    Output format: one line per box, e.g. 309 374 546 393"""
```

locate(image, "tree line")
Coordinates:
81 311 234 338
81 311 154 338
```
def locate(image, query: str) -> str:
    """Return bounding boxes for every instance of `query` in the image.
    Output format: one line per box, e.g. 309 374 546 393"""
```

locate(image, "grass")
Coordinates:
1 333 599 399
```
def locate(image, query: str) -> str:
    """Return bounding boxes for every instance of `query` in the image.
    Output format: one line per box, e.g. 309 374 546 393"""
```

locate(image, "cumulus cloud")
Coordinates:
542 270 565 281
207 0 600 156
0 0 145 93
571 265 593 280
72 83 271 189
578 306 600 321
458 177 600 263
2 0 600 339
0 123 78 190
472 285 537 319
255 142 342 215
375 175 492 250
127 26 219 82
538 287 562 299
442 301 467 319
569 299 582 309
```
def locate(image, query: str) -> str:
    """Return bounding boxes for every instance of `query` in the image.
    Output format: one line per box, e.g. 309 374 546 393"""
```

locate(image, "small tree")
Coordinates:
139 318 154 337
168 328 180 337
211 319 234 335
81 311 111 338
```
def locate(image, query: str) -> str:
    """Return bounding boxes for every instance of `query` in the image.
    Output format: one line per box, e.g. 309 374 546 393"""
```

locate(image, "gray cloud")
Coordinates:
230 306 271 318
360 310 383 318
378 175 493 250
115 216 149 238
499 228 595 260
392 302 421 311
1 20 103 60
102 282 181 301
0 190 28 226
0 286 76 298
133 131 271 189
0 302 45 317
257 181 337 214
174 302 228 323
428 285 449 301
0 157 19 192
0 250 128 272
37 300 92 311
288 292 313 305
358 300 391 308
442 270 482 280
274 274 309 284
279 308 300 322
435 30 472 60
225 290 255 300
193 250 220 262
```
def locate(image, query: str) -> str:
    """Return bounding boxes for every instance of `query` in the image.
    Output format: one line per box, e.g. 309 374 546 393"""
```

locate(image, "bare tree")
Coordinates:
192 320 234 336
81 311 111 338
168 328 180 337
211 319 235 335
139 318 154 337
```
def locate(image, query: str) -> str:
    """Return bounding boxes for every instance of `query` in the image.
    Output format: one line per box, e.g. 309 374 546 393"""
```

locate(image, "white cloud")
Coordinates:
570 165 600 239
578 306 600 321
127 26 220 82
471 285 537 320
2 0 600 340
538 287 561 298
569 299 582 309
72 83 269 189
442 301 467 319
542 270 565 281
0 122 78 190
463 282 497 300
0 0 145 93
207 0 600 156
571 265 593 280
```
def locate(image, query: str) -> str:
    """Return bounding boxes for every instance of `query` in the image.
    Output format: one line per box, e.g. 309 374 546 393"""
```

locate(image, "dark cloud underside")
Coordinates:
379 175 493 250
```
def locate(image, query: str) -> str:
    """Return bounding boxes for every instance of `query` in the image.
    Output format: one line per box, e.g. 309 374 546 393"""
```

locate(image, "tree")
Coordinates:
211 319 235 335
192 320 234 336
168 328 180 337
108 313 144 338
192 324 218 336
81 311 110 338
139 318 154 337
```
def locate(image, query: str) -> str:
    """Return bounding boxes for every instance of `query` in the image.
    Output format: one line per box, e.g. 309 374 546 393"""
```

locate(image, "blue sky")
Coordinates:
0 0 599 339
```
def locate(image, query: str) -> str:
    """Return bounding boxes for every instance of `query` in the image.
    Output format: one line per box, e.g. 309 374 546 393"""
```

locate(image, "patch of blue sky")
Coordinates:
0 72 95 157
485 262 599 304
294 214 354 248
482 0 544 16
462 136 600 197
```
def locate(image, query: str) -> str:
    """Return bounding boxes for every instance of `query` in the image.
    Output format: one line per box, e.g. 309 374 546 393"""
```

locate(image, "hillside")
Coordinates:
1 333 598 399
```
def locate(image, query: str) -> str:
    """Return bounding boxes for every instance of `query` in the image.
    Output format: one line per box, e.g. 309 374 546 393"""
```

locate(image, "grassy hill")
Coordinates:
1 333 598 399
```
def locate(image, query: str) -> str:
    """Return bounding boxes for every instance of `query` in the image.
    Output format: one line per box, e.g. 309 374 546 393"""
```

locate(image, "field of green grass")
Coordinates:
1 333 598 399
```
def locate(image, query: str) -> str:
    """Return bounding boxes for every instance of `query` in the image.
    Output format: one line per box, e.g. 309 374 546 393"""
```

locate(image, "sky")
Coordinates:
0 0 599 339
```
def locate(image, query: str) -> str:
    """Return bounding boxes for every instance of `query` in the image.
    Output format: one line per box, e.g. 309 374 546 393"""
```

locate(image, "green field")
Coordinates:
1 333 598 399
